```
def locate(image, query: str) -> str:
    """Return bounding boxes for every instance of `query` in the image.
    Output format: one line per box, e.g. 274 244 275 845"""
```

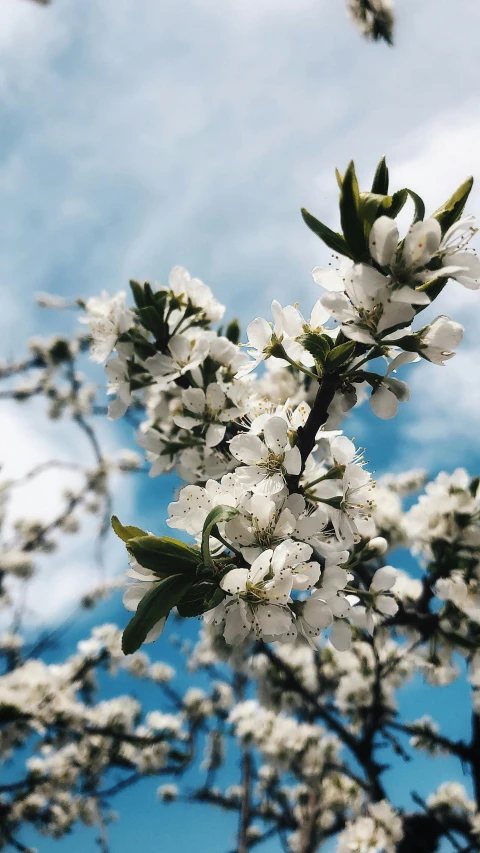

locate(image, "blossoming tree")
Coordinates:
1 158 480 853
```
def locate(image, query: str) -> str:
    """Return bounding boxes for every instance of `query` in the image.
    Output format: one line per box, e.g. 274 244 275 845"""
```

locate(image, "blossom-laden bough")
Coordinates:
1 157 480 853
97 158 478 659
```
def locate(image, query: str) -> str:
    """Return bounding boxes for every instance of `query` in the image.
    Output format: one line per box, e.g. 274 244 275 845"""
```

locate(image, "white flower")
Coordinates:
418 315 464 364
320 264 416 344
296 559 350 646
370 565 399 617
371 213 480 290
235 317 278 378
229 416 301 496
164 266 225 322
104 355 132 421
315 462 375 546
81 291 135 363
206 550 295 643
369 375 410 420
123 560 166 644
167 475 247 536
436 572 480 624
173 383 240 447
145 332 210 383
437 216 480 289
137 427 175 477
270 298 331 367
224 494 298 563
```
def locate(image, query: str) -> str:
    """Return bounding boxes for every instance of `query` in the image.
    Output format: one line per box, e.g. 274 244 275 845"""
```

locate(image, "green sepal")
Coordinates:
137 306 166 341
325 341 356 372
301 208 352 259
416 276 449 305
111 515 148 543
406 189 425 224
339 161 368 261
122 575 193 654
431 176 473 236
128 535 201 576
386 189 408 219
296 332 332 367
201 505 239 568
371 156 389 195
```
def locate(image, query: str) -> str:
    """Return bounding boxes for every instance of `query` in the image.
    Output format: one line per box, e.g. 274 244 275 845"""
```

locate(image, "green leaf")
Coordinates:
137 306 166 340
431 176 473 235
122 575 193 654
386 189 408 219
301 208 352 259
143 283 156 307
296 332 332 367
129 280 145 309
226 319 241 345
111 515 148 543
201 505 239 568
325 341 356 372
128 535 201 576
335 167 343 190
154 291 168 311
406 189 425 224
371 156 389 195
176 580 221 617
340 161 368 261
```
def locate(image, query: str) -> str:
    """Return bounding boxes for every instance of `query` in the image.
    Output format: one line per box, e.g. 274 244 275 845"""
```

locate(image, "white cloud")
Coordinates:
1 399 135 627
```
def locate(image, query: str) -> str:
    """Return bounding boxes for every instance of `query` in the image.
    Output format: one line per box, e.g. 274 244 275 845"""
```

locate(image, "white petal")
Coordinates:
223 601 252 644
310 299 331 328
254 605 292 637
246 317 272 351
312 267 345 292
182 388 206 414
205 423 226 447
330 596 350 617
249 551 273 585
386 351 419 374
220 568 249 595
369 216 399 266
376 595 399 616
283 445 301 475
108 396 129 420
206 382 226 413
403 219 441 268
123 581 156 612
302 599 333 631
390 285 430 306
331 435 356 465
371 565 397 591
264 417 288 453
329 620 352 651
229 434 266 464
369 385 398 419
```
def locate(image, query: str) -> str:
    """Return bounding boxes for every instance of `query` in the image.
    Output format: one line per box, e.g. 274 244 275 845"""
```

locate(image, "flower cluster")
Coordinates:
91 160 479 653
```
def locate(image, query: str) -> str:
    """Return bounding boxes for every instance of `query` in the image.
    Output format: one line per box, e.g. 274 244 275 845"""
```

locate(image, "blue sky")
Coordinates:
2 0 480 850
